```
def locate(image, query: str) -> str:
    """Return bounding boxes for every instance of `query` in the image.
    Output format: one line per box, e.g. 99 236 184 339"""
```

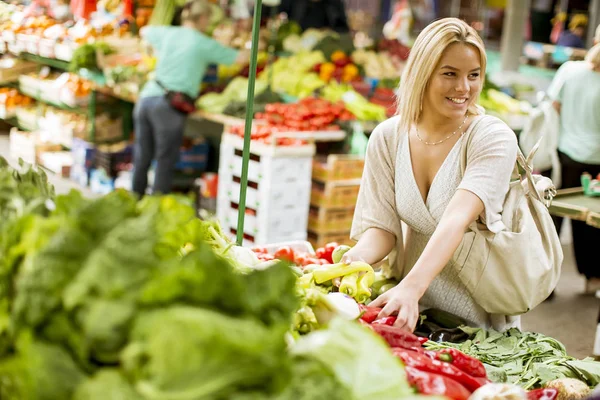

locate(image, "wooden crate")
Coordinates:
312 154 364 182
307 229 353 249
308 205 355 233
310 179 361 208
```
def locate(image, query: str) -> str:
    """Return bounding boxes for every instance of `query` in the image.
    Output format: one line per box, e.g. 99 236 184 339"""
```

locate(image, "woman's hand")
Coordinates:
369 281 423 332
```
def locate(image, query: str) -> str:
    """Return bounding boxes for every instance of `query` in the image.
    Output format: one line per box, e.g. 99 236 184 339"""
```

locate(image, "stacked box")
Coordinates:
307 154 364 249
217 132 315 246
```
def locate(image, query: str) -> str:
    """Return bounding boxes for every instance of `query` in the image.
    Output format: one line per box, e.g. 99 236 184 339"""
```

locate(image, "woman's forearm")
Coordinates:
344 227 396 265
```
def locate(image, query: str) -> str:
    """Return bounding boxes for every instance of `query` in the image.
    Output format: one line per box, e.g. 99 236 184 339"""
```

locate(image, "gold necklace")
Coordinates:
415 115 469 146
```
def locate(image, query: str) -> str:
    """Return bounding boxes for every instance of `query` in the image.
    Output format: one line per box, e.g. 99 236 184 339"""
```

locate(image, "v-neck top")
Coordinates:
398 131 464 235
351 114 519 330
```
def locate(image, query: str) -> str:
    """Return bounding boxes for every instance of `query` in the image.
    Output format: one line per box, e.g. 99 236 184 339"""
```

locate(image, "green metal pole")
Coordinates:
236 0 263 245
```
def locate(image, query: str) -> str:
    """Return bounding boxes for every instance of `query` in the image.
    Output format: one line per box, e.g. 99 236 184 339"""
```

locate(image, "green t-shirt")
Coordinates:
140 26 238 99
549 61 600 164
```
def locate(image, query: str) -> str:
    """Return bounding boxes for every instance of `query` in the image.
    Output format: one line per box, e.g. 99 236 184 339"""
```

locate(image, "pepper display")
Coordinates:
392 349 486 392
427 348 487 378
404 366 471 400
370 325 424 352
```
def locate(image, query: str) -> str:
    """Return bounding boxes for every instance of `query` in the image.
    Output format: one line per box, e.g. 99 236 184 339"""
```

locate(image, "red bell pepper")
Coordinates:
319 242 338 264
358 305 382 324
527 388 558 400
427 348 487 378
405 366 471 400
372 316 397 326
370 324 423 351
392 349 484 392
417 336 429 345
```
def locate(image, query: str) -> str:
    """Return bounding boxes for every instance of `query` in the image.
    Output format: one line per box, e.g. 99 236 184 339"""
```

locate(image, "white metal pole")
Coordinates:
500 0 531 71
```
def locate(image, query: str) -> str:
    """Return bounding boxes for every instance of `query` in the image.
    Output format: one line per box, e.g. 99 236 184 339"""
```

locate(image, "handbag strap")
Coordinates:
460 115 544 203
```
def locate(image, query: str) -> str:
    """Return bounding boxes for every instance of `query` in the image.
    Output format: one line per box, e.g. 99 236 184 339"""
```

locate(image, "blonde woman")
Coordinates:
344 18 518 332
133 0 247 196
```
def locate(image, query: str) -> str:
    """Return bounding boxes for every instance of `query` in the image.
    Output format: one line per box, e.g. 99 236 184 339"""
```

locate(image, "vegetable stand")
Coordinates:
549 188 600 229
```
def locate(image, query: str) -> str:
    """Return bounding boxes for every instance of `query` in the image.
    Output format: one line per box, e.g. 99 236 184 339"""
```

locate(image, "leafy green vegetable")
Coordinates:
122 306 290 400
0 335 85 400
291 318 414 399
73 369 142 400
425 327 600 389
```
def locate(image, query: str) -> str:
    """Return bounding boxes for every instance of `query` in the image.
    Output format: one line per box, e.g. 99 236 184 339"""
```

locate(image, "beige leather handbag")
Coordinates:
453 118 563 316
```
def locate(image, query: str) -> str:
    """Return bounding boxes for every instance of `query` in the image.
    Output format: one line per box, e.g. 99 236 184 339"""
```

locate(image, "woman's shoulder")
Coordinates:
467 114 518 159
368 115 404 150
471 114 517 142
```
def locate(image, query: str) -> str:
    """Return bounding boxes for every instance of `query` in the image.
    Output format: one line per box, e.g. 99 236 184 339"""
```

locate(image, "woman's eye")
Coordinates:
443 72 455 76
469 73 480 78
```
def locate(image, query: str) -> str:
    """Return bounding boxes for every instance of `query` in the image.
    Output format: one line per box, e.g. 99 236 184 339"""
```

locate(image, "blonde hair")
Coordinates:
595 24 600 43
181 0 212 24
586 43 600 68
568 14 588 30
395 18 486 134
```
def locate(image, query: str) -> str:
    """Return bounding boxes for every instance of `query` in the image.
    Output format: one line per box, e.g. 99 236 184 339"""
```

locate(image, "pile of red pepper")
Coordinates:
254 97 354 132
358 305 558 400
359 305 489 400
251 242 339 267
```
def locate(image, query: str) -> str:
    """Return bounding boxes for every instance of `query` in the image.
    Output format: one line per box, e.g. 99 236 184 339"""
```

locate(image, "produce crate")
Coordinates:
308 205 355 233
176 138 209 171
16 106 39 131
0 60 38 84
38 38 56 59
94 141 133 178
217 132 315 245
37 150 72 177
307 229 353 249
312 154 364 182
54 42 74 62
310 179 361 208
0 105 15 120
221 200 309 244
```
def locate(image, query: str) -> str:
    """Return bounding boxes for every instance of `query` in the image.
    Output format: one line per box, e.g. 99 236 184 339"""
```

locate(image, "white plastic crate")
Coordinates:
217 132 315 246
219 179 311 211
223 204 309 239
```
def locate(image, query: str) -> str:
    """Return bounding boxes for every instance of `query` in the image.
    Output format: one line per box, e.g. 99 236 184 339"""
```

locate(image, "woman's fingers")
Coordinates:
393 306 410 331
369 293 387 308
378 298 399 319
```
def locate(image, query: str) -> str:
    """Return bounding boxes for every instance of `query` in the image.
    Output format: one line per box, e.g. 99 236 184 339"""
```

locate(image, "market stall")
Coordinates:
1 155 600 400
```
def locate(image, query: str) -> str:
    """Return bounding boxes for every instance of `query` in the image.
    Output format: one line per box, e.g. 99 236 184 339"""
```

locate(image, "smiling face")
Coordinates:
422 42 482 122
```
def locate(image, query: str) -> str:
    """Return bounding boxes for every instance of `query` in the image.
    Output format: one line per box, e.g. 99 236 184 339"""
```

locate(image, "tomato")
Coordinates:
274 246 295 262
251 246 268 254
315 247 326 259
257 253 275 261
294 253 308 266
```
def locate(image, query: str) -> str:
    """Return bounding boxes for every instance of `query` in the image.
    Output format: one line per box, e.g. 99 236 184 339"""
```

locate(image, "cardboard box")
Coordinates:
310 179 361 208
312 154 364 182
308 206 355 233
307 229 353 249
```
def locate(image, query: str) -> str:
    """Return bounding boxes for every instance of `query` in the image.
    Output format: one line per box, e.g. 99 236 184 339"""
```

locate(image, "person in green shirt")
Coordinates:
133 0 247 196
548 43 600 294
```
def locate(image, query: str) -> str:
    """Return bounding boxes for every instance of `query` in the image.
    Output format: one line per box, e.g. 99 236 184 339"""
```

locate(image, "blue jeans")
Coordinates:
132 96 186 196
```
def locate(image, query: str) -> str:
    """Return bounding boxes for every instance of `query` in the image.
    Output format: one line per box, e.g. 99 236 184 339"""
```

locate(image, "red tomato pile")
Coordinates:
228 125 309 146
251 242 340 267
254 97 355 131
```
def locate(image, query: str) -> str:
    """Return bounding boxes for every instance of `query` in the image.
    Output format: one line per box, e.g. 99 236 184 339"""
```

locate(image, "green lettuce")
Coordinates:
291 318 414 400
122 306 290 400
